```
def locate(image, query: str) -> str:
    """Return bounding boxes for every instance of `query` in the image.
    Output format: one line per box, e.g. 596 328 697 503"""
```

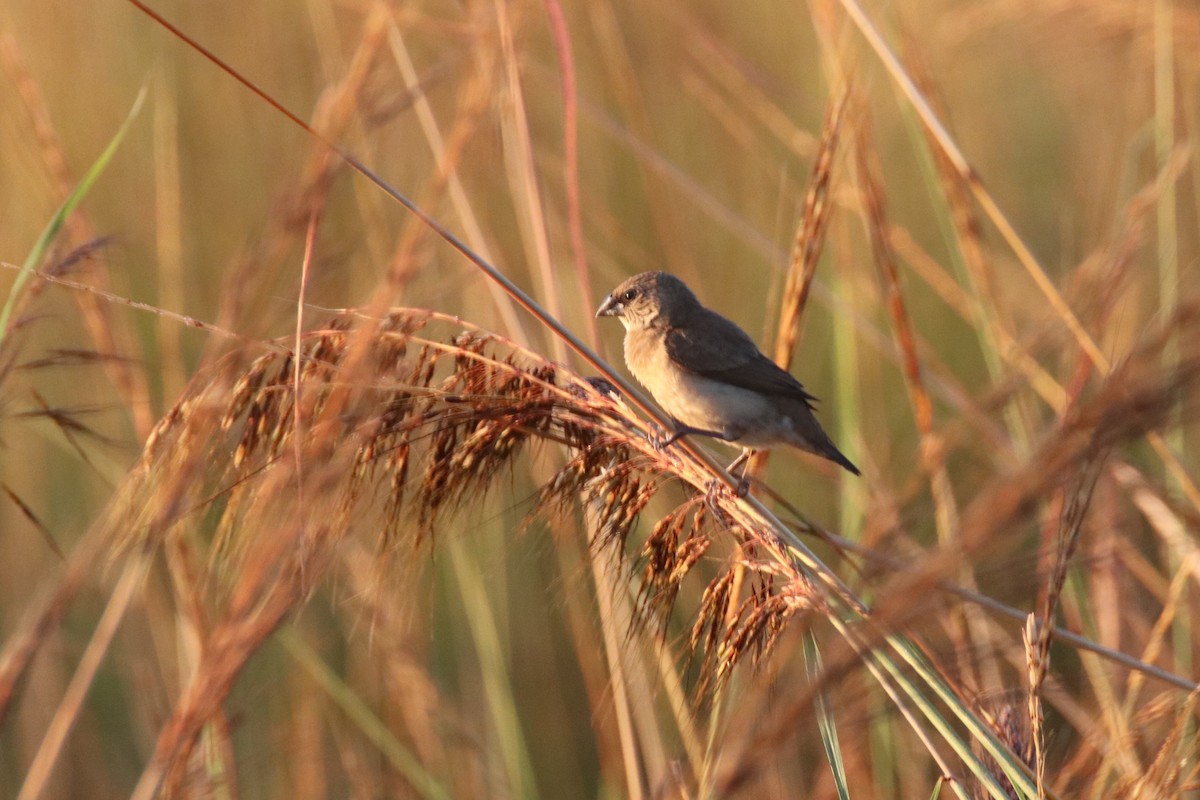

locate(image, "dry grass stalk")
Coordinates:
107 306 844 792
1012 455 1104 800
1022 616 1046 799
7 3 1200 795
974 702 1033 800
384 14 530 341
584 0 697 281
210 9 391 340
18 556 150 800
770 85 850 370
901 31 1010 337
846 0 1200 516
335 541 463 784
0 528 108 727
853 117 936 455
679 23 818 161
745 83 850 482
863 299 1200 642
686 292 1200 795
838 0 1113 383
956 1 1200 73
854 112 1002 699
543 0 601 347
1122 686 1200 797
0 240 160 734
1022 453 1105 798
0 33 154 438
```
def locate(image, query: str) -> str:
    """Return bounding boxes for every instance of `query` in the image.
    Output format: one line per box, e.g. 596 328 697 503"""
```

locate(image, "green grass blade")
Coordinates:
821 611 999 799
805 631 850 800
449 539 541 800
777 513 1034 797
279 628 453 800
0 86 147 340
883 633 1040 799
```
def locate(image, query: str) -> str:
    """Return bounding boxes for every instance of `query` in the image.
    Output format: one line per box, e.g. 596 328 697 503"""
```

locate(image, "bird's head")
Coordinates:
596 271 700 330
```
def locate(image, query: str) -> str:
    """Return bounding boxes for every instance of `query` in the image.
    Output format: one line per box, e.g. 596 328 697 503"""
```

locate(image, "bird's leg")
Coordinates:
702 449 754 508
724 449 753 497
653 422 734 450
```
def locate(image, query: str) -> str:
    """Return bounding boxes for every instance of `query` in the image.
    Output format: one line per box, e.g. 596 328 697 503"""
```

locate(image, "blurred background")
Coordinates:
0 0 1197 797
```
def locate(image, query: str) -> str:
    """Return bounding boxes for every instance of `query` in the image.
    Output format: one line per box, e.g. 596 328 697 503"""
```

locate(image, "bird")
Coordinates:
595 271 859 479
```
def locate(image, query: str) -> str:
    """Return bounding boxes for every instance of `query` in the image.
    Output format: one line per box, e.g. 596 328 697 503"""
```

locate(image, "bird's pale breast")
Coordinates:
624 326 796 446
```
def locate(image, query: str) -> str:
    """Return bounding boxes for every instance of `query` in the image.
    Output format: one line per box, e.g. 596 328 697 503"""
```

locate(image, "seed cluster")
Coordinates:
123 308 839 692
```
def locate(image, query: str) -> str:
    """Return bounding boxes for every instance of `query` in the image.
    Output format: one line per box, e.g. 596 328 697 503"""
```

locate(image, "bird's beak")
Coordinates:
595 294 622 318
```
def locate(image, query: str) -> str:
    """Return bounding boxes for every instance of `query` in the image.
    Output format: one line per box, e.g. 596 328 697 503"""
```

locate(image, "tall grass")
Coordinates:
1 1 1199 797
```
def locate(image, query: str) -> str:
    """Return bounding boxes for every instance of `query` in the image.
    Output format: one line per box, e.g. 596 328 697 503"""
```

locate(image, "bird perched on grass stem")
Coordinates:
596 271 859 480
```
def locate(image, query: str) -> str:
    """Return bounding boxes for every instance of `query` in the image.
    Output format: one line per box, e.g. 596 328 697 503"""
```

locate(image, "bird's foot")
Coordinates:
725 450 751 477
703 479 728 514
647 425 677 451
649 422 729 451
721 451 753 498
703 476 748 511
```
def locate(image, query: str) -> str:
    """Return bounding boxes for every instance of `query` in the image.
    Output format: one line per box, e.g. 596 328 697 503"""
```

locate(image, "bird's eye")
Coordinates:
621 289 637 302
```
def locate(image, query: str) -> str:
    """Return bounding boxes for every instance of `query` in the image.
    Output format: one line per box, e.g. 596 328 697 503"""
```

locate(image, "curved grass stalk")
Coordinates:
0 87 145 341
279 628 453 800
84 6 1192 796
881 631 1042 799
804 632 850 800
834 0 1200 514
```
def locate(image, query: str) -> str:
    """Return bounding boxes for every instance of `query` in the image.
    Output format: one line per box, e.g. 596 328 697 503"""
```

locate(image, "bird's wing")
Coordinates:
664 310 818 407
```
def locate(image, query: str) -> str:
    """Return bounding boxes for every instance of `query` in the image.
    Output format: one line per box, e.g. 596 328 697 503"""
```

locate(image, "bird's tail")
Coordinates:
819 440 860 476
790 404 860 476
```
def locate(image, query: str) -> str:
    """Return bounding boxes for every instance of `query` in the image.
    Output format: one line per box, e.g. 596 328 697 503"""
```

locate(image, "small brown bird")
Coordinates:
596 271 859 477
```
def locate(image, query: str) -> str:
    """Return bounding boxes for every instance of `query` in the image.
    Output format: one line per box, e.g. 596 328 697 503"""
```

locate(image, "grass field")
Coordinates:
1 1 1198 797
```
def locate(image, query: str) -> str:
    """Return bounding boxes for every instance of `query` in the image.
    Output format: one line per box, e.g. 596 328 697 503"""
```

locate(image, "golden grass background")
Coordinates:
1 0 1199 797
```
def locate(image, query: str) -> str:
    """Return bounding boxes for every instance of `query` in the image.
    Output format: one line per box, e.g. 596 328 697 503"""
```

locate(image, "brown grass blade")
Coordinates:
771 84 851 371
0 33 154 439
544 0 601 350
